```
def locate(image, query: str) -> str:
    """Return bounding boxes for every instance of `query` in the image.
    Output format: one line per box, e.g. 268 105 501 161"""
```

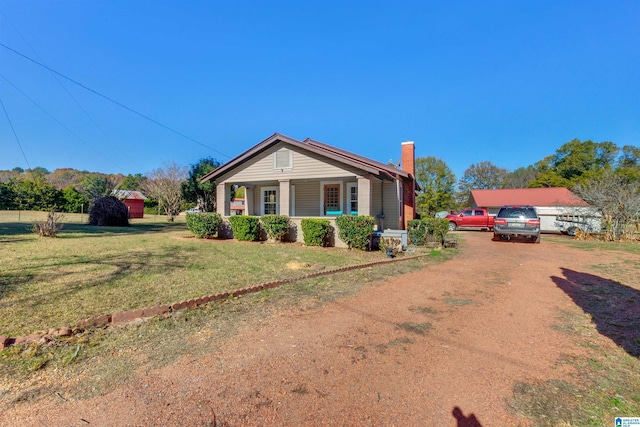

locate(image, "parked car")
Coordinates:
445 207 495 231
185 208 202 214
493 205 541 243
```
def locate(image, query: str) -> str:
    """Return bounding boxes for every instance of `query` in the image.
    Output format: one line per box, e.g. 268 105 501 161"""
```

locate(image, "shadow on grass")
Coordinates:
552 268 640 357
0 245 190 314
0 221 186 237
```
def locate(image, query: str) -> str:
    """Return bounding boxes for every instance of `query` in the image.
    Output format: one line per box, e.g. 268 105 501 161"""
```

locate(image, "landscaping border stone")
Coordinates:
2 252 432 348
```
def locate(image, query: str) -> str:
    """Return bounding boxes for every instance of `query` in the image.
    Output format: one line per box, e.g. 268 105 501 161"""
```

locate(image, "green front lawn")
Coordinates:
0 212 416 337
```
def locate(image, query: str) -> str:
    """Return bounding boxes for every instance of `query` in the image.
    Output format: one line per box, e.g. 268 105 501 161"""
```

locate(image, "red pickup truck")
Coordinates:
445 208 495 231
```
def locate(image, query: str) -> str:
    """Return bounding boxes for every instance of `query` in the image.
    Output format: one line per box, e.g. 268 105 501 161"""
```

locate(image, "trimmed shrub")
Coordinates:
228 215 260 241
260 214 290 242
335 215 375 250
89 196 129 226
408 217 450 245
301 218 331 246
186 212 222 238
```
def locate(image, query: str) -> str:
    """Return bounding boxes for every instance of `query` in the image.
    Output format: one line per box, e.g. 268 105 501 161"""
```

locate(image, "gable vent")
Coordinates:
275 149 292 169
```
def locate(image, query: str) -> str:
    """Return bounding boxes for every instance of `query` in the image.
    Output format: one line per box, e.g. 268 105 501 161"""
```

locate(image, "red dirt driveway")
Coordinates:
2 232 626 426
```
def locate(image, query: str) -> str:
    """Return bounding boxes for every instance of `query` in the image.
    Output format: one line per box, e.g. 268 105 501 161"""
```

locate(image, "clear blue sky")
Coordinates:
0 0 638 180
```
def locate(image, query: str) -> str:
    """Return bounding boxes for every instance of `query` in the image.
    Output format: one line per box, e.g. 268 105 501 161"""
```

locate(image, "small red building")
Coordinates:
113 190 147 218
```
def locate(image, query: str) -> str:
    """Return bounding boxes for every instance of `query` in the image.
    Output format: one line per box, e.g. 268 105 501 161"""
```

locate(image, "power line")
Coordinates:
0 74 123 170
0 10 120 149
0 42 231 159
0 93 32 171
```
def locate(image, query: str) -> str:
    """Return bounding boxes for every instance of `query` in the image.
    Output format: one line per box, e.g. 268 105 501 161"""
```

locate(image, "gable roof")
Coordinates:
112 190 147 200
199 133 412 183
471 188 589 207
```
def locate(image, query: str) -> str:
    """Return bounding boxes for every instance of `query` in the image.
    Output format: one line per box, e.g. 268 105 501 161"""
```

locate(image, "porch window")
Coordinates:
261 186 278 215
324 184 341 215
347 183 358 215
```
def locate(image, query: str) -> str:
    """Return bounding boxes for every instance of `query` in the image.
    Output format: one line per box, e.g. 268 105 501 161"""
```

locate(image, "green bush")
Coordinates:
335 215 375 250
301 218 331 246
408 217 449 245
228 215 260 241
260 214 291 242
186 212 222 238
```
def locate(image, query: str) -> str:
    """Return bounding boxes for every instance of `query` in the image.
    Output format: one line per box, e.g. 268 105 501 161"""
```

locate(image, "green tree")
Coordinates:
503 165 539 188
60 185 89 213
530 139 619 188
118 173 146 191
0 181 16 209
616 145 640 183
11 176 61 211
182 157 221 212
414 156 456 215
456 161 508 205
79 174 121 202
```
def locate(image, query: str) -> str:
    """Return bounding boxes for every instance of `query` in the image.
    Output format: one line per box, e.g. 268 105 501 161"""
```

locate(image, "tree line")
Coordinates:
1 139 639 235
0 157 221 221
415 139 640 216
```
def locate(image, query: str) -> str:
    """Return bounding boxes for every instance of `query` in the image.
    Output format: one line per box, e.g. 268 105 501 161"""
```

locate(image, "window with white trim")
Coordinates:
347 182 358 215
261 186 278 215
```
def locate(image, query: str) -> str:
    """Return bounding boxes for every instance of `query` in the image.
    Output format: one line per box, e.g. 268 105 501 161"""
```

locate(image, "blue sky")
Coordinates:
0 0 638 180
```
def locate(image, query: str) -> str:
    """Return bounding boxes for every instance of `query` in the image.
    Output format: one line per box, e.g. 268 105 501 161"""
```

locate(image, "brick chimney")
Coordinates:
401 141 416 230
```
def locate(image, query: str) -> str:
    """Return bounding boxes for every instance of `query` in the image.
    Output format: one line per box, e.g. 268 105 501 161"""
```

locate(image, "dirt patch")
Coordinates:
1 232 637 426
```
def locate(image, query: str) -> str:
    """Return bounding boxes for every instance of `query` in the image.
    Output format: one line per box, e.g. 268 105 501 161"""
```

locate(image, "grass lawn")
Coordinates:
0 210 431 337
0 210 450 407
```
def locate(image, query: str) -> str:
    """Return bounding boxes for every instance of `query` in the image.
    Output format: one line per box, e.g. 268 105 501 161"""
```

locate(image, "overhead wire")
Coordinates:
0 74 123 171
0 93 32 171
0 42 231 160
0 10 122 151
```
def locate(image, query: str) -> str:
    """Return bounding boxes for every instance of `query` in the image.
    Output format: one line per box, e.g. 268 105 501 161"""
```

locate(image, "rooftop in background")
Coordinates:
471 188 589 207
112 190 147 201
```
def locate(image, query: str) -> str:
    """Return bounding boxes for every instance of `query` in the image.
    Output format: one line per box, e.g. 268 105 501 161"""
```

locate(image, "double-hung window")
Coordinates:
262 187 278 215
347 183 358 215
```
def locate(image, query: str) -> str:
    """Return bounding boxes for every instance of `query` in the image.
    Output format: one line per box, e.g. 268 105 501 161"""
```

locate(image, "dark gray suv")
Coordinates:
493 206 541 243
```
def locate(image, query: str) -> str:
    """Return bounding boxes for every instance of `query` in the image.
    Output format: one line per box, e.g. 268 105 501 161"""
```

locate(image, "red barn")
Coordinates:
113 190 147 218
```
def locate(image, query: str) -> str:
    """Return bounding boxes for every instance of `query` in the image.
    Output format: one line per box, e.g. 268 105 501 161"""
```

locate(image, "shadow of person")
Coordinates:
452 406 483 427
552 267 640 357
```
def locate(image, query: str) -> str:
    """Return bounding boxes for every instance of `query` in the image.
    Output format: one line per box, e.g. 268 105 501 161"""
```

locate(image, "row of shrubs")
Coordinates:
186 213 451 250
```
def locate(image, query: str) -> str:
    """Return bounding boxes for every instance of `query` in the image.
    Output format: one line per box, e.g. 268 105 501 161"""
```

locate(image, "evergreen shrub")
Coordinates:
186 212 222 238
260 214 290 242
335 215 375 250
301 218 331 246
228 215 260 241
408 217 449 245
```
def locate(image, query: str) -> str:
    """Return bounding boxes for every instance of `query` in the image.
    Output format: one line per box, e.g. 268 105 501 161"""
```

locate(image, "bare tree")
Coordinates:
143 162 188 222
574 170 640 241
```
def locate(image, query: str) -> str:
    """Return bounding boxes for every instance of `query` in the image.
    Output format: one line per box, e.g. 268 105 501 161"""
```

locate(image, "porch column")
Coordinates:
216 183 229 216
357 176 372 216
244 186 253 216
279 180 290 216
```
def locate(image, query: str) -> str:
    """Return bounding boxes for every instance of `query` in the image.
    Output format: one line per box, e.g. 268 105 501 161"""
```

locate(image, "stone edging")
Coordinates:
0 253 431 349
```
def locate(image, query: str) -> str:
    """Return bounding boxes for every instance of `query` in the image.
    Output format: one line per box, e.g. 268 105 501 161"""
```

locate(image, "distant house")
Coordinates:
470 187 598 233
112 190 147 219
230 198 245 216
199 133 418 247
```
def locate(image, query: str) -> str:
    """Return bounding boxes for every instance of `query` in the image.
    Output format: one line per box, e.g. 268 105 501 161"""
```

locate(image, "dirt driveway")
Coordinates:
2 231 629 426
